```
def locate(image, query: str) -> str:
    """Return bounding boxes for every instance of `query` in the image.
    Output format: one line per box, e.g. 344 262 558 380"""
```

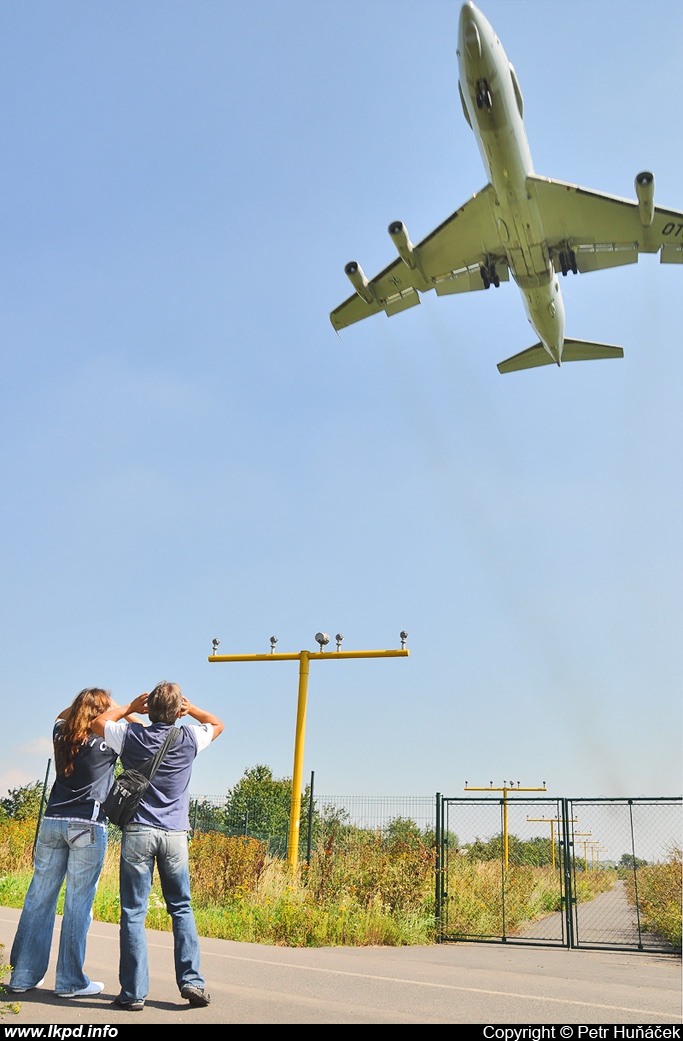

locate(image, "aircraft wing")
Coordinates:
330 184 508 332
528 175 683 274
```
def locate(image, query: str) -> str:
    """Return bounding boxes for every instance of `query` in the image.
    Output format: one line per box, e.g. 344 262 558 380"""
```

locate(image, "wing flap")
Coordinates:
661 242 683 264
574 243 639 273
384 287 421 316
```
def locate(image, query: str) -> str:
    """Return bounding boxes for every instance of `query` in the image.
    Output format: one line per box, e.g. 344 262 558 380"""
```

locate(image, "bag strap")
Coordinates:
138 726 180 780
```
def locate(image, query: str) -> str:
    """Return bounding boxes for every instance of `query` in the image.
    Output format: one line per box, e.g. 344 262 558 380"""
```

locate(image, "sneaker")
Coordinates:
56 980 104 998
7 977 45 994
112 994 145 1012
180 984 211 1007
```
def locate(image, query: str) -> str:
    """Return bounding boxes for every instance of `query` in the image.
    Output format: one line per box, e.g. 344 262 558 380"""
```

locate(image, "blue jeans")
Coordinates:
118 825 204 1002
10 817 107 994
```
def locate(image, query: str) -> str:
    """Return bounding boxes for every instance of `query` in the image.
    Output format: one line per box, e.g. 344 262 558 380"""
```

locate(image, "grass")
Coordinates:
4 818 673 950
0 825 438 947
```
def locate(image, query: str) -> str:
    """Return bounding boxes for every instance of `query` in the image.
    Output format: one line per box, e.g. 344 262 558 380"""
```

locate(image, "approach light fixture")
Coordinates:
400 630 408 648
315 632 330 651
335 633 344 651
270 636 278 653
212 638 220 654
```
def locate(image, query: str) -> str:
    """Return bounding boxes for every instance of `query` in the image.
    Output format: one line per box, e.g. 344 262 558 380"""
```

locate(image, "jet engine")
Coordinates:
388 221 417 268
635 171 655 227
344 261 375 304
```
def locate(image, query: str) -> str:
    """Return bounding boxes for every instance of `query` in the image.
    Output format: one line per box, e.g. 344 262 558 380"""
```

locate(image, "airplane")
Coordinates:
330 1 683 374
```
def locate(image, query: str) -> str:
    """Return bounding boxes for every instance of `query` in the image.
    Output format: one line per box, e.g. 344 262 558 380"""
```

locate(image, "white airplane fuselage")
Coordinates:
458 2 565 361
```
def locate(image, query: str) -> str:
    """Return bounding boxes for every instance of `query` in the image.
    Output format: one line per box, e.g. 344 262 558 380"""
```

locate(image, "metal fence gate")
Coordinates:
435 795 681 952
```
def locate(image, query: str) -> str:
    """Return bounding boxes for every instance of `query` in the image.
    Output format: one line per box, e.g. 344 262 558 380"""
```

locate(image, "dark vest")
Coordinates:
121 722 198 831
45 720 118 822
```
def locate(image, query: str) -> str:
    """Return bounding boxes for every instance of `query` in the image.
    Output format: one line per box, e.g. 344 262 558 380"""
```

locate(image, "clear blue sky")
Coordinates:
1 0 681 803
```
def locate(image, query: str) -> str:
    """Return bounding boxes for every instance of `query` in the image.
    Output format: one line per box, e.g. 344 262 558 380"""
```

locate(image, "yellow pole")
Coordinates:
209 641 409 872
577 837 592 872
465 782 547 871
526 817 578 872
287 652 310 866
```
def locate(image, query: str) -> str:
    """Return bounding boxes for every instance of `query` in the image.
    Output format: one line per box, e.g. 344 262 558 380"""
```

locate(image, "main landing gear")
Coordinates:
558 248 578 276
480 262 500 289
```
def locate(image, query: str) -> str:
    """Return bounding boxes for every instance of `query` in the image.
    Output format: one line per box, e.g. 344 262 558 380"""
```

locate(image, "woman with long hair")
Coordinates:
9 688 134 999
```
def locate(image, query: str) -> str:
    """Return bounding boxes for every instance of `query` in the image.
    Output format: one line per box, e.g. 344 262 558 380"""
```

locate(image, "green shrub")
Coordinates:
189 832 268 904
0 818 38 874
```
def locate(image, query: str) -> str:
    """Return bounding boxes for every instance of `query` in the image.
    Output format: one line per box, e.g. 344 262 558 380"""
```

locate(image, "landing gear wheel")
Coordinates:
476 79 492 110
480 262 499 289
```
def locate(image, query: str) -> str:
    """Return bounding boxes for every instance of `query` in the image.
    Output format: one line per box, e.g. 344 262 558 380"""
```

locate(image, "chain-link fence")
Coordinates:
189 793 436 860
567 798 682 950
437 796 682 952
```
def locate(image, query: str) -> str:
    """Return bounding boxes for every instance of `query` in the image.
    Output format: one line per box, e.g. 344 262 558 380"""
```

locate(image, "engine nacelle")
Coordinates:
635 171 655 227
388 221 417 268
344 261 375 305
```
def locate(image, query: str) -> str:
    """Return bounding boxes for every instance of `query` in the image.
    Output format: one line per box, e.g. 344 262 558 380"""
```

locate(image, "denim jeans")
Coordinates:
10 817 107 993
119 825 204 1002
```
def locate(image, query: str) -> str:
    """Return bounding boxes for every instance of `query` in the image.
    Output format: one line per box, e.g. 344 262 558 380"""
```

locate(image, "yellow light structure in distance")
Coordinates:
526 815 577 871
464 782 547 870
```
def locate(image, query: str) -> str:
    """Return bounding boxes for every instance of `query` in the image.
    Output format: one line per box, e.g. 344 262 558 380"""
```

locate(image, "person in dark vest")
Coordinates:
92 681 223 1012
9 687 138 998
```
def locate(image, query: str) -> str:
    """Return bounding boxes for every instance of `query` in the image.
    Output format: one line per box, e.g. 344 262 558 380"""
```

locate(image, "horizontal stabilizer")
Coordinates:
497 339 624 374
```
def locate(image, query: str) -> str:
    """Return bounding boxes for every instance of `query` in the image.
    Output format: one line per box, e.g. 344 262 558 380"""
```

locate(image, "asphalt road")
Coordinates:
518 880 668 948
1 905 680 1025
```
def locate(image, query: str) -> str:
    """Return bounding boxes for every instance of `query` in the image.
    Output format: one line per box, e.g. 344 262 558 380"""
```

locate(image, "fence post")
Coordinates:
627 799 644 950
306 770 315 865
561 798 575 948
434 792 442 940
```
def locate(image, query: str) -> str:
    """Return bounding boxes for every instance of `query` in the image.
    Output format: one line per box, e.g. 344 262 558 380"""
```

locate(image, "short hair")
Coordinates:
147 681 182 724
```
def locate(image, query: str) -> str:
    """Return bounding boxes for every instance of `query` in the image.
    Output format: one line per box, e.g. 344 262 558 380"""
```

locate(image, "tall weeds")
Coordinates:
2 817 674 949
622 846 682 949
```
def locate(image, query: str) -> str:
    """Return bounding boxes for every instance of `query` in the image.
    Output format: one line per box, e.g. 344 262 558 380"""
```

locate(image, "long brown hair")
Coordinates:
55 688 112 778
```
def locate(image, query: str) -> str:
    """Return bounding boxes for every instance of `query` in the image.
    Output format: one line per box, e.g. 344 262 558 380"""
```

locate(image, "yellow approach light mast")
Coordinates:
573 834 594 873
588 843 607 872
526 815 577 871
209 631 410 870
464 781 547 870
